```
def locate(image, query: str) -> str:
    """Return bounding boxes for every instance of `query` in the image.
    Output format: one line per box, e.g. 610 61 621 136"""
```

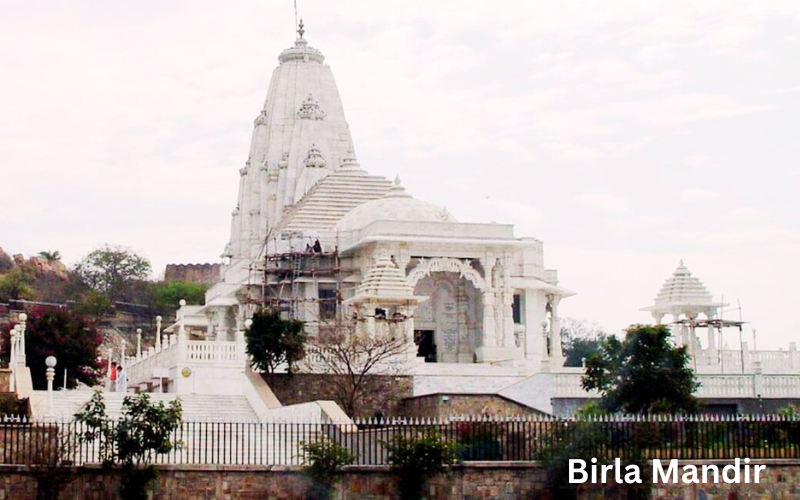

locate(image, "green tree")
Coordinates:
245 309 306 386
75 391 182 500
74 245 151 301
1 307 102 389
37 250 61 262
561 318 606 368
582 324 699 414
0 267 36 302
147 281 207 315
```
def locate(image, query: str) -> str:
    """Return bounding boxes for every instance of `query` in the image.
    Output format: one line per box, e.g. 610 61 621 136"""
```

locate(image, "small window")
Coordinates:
318 283 337 320
512 294 522 324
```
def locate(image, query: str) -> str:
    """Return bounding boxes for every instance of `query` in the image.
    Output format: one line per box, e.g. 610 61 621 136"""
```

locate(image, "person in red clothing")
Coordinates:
109 362 118 392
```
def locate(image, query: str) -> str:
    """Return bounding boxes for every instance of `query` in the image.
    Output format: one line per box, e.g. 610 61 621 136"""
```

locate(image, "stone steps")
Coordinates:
40 391 260 422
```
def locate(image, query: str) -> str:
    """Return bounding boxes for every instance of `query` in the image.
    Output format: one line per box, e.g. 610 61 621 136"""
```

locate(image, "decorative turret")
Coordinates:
353 250 418 300
642 261 726 321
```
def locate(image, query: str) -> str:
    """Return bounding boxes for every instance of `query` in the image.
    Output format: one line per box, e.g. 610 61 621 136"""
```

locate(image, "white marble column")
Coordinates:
706 310 717 351
155 315 162 352
480 256 497 348
501 257 515 348
549 296 564 362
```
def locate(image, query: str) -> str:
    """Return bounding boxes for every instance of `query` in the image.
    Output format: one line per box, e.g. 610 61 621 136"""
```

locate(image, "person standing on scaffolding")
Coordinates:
312 239 322 253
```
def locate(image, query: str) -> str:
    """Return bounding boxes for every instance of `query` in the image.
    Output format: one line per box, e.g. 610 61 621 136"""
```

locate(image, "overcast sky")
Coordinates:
2 1 799 348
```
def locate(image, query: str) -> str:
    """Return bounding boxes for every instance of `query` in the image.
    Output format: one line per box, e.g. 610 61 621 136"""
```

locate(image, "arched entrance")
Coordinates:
412 272 483 363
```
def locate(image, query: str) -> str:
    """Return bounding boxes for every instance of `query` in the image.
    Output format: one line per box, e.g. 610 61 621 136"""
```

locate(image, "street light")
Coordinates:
45 356 57 418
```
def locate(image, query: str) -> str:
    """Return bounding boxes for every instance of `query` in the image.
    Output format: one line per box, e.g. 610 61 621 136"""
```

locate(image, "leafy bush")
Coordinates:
75 391 182 500
385 431 457 500
1 307 103 390
0 394 30 417
300 438 355 499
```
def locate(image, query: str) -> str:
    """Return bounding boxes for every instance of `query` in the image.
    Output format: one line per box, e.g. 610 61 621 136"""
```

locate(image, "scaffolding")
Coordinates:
244 233 348 324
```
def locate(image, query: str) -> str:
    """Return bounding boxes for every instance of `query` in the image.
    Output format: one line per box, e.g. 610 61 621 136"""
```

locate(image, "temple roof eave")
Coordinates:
340 234 532 255
641 300 728 314
510 276 576 298
343 294 429 306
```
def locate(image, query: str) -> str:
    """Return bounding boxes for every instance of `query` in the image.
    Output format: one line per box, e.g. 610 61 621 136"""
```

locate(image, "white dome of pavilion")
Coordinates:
335 177 456 232
641 261 725 318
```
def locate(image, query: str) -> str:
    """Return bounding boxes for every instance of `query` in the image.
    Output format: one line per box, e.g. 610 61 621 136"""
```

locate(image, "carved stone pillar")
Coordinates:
706 309 716 351
480 255 497 348
501 257 515 348
549 296 563 362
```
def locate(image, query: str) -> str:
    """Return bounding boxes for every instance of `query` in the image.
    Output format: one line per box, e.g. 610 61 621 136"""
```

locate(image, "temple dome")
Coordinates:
641 261 726 317
335 178 456 232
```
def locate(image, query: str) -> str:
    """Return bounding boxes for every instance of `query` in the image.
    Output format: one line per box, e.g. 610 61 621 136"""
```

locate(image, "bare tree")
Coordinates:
301 319 414 417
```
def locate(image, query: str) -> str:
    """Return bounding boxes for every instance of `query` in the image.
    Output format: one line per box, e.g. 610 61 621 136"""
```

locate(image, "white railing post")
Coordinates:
136 328 142 361
17 313 27 366
45 356 56 418
155 315 162 352
8 328 17 392
753 361 763 397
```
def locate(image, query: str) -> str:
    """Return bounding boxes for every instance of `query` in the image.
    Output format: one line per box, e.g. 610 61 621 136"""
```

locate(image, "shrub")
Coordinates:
385 431 457 500
300 438 355 499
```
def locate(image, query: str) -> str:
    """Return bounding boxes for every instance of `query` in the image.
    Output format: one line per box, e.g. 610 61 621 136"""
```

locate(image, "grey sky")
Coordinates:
1 1 798 347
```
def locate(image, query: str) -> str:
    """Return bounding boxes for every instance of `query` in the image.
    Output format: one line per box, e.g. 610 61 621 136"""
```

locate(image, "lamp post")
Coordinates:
18 313 27 366
155 315 162 351
45 356 57 418
178 299 187 338
8 328 17 392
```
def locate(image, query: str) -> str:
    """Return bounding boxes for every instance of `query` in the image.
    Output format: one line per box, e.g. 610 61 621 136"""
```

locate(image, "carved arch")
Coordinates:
406 258 486 291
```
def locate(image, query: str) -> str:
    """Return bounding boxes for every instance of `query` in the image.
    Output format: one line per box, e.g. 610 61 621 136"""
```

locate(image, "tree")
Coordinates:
1 307 103 390
385 431 457 500
245 309 306 386
582 324 699 414
301 320 412 417
0 267 37 302
37 250 61 262
75 391 182 500
74 245 151 301
560 318 606 368
147 281 207 315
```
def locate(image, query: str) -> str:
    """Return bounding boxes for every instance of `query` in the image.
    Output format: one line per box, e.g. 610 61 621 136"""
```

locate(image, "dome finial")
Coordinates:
297 17 305 39
394 175 401 186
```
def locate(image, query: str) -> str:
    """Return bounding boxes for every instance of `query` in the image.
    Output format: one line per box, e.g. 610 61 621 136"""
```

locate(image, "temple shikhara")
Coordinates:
11 24 800 421
204 22 573 371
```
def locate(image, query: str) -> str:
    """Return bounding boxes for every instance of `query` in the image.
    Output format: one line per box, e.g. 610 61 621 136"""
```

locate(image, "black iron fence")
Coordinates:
1 414 800 466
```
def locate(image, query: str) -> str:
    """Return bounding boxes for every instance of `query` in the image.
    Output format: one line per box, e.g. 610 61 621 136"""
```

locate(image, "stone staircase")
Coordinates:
34 390 260 422
281 169 393 231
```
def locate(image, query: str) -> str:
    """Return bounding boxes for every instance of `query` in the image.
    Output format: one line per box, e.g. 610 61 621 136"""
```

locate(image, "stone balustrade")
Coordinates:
693 345 799 374
125 334 246 391
553 371 799 399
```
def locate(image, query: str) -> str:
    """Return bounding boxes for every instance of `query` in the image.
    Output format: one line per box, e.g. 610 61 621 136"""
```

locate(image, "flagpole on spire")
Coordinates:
294 0 299 38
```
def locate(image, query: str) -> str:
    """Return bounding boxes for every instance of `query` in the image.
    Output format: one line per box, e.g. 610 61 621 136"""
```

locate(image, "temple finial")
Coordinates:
298 17 305 39
394 175 401 186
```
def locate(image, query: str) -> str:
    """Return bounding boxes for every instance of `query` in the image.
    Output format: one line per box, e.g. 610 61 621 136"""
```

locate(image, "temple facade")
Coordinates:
201 26 574 372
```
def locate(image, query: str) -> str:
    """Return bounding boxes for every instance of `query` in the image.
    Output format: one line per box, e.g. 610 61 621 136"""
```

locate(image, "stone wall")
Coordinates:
164 263 220 285
2 461 800 499
269 373 414 418
400 394 545 419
